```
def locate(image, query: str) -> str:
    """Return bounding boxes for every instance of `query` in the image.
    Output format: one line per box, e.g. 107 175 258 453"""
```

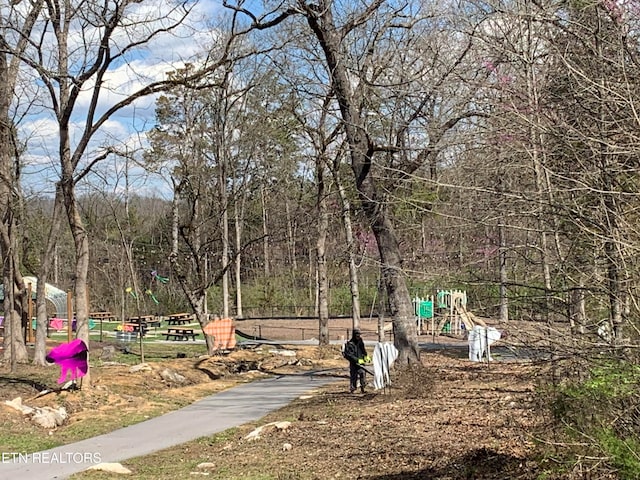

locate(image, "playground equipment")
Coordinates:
413 295 434 335
413 289 487 336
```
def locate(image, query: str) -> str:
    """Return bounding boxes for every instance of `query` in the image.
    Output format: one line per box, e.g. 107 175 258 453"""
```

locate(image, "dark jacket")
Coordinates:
344 336 367 364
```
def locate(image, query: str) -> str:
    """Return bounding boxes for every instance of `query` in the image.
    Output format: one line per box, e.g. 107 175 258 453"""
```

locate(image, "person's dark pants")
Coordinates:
349 362 366 392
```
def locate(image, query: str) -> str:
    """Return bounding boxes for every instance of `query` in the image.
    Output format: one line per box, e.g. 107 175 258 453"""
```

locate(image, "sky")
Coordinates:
13 0 226 200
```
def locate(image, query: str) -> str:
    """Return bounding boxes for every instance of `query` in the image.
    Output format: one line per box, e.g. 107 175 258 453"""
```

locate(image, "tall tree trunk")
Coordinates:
220 163 229 318
285 200 297 270
261 186 270 276
498 221 509 323
360 178 419 364
62 180 91 386
304 2 420 364
316 162 329 345
0 0 43 367
334 168 361 330
0 45 27 365
234 201 243 318
34 188 65 365
595 29 625 341
170 181 216 355
523 14 557 327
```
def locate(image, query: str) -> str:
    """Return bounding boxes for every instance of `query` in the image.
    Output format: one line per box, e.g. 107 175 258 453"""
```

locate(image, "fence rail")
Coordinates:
235 316 391 342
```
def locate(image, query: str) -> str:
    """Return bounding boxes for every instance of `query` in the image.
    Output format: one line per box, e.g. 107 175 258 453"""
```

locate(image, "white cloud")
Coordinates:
15 0 224 197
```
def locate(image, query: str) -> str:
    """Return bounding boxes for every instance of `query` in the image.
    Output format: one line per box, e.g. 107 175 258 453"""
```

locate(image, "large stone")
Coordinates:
268 349 297 357
129 363 152 373
86 462 132 474
5 398 67 428
31 406 67 428
244 421 292 441
4 397 33 415
160 368 187 384
100 346 116 361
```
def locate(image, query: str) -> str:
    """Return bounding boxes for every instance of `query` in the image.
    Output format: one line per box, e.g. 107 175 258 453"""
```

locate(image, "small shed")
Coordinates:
0 276 70 318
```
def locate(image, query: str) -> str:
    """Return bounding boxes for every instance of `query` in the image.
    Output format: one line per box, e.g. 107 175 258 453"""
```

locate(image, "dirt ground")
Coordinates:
0 329 557 480
179 350 545 480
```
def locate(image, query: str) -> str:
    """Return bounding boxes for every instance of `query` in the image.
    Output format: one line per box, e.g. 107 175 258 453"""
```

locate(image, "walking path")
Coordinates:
0 374 336 480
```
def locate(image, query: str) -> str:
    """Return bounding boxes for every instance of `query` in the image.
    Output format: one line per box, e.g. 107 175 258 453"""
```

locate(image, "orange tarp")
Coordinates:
203 318 236 350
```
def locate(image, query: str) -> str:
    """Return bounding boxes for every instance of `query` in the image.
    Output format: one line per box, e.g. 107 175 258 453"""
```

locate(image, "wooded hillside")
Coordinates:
1 0 638 356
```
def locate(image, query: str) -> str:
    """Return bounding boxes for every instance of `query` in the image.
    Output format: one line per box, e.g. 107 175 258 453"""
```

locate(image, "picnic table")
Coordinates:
167 313 193 326
127 315 154 323
128 315 161 328
163 328 199 341
89 311 116 321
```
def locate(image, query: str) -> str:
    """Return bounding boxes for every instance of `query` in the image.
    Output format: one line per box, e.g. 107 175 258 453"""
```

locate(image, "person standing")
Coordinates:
343 328 369 393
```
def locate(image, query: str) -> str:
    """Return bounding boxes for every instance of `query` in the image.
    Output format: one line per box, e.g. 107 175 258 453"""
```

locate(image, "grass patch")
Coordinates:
68 428 283 480
597 428 640 479
0 429 60 453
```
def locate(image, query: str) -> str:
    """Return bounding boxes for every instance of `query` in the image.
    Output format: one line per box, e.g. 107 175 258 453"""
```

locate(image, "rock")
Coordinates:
244 421 292 441
31 406 67 428
129 363 152 373
160 368 187 384
86 462 132 474
282 443 292 451
245 425 265 441
272 421 291 430
100 346 116 361
4 397 33 415
268 349 297 357
196 462 216 469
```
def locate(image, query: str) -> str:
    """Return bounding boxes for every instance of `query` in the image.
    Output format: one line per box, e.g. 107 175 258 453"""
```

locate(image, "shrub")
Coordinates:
542 355 640 478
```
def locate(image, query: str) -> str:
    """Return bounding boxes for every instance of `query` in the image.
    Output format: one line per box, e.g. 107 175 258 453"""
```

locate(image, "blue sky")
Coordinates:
14 0 225 200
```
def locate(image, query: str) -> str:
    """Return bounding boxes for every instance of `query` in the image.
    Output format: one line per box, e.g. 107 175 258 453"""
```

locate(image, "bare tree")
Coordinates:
17 0 240 383
0 0 44 366
224 0 484 364
543 1 640 341
146 61 292 353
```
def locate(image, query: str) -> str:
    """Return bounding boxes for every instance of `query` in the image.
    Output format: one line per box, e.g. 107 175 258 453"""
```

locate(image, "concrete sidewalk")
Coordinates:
0 374 336 480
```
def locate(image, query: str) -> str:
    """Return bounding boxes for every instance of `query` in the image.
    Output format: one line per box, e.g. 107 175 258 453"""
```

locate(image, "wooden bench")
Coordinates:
163 328 198 341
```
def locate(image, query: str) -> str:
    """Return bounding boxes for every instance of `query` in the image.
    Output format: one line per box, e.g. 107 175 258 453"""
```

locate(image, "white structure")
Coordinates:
373 342 398 390
0 276 69 318
468 325 501 362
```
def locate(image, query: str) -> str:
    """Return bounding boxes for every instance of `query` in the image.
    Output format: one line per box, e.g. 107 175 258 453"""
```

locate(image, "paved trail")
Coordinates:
0 374 336 480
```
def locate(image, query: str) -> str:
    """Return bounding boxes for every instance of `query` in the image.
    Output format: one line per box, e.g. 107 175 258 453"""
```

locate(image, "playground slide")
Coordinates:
454 304 487 330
